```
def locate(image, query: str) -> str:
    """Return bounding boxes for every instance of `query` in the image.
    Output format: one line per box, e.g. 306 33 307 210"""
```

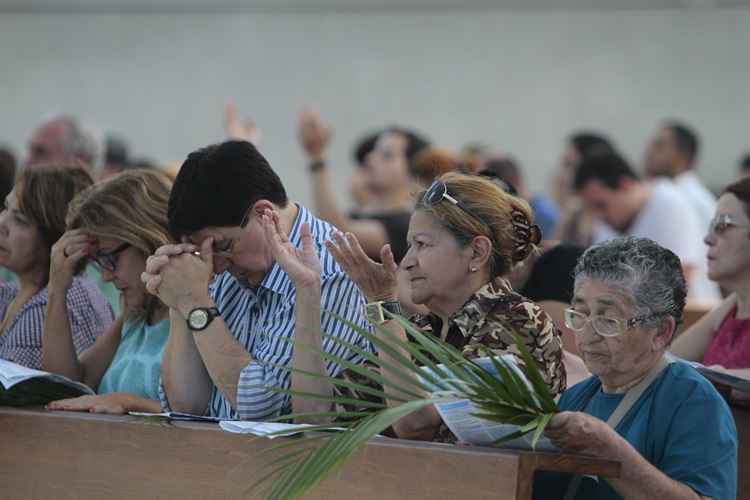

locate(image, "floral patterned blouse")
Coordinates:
336 278 566 442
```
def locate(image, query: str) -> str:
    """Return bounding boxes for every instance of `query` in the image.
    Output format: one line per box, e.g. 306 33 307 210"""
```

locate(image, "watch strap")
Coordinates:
363 300 402 324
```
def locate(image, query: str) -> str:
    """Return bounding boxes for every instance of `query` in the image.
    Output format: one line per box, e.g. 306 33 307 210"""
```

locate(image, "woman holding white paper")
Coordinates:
325 173 566 442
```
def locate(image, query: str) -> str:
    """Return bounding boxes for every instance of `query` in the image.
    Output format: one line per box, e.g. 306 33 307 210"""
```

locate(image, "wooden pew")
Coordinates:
730 397 750 500
0 407 619 500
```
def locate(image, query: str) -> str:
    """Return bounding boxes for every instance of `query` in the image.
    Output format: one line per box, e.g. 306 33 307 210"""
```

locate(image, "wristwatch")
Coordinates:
363 301 402 325
309 159 326 173
186 307 221 331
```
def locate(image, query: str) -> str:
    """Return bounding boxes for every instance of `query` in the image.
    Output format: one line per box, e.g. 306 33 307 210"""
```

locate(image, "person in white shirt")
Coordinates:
644 120 716 233
576 150 721 305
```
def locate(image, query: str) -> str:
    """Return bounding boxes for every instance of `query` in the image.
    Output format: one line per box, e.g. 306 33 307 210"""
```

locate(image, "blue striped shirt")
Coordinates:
163 205 373 420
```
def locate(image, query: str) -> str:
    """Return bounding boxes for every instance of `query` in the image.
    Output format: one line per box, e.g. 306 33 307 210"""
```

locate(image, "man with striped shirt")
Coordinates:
141 140 373 420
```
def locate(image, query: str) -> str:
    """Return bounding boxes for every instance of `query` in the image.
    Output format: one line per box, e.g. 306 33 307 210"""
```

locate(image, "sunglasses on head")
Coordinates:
422 180 485 224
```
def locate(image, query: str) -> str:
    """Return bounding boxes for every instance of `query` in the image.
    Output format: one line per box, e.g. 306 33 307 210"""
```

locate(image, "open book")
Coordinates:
0 358 94 406
423 356 557 451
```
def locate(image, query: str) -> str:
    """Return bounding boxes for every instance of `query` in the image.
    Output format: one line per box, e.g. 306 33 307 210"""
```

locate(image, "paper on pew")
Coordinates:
219 420 315 438
128 411 224 422
424 356 557 450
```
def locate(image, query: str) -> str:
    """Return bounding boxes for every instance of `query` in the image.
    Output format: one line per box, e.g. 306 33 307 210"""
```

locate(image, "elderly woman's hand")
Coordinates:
49 229 94 294
544 411 621 458
325 232 398 303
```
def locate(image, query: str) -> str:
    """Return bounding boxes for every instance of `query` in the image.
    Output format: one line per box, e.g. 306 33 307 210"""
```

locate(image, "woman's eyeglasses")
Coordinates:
563 308 662 338
422 180 485 224
708 214 750 236
91 242 130 272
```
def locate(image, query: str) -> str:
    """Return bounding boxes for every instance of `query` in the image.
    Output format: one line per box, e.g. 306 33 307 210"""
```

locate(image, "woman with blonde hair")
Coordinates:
43 170 173 414
0 164 113 369
275 172 566 440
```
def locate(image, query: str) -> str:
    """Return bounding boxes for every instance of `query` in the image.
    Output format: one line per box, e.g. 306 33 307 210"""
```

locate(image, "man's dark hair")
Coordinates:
574 150 639 191
739 152 750 173
664 120 699 165
385 126 431 168
168 140 288 239
480 155 522 194
569 131 615 158
352 130 382 167
105 134 130 165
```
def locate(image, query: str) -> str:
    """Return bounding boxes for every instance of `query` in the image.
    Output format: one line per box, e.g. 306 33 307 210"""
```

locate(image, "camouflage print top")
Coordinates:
334 278 566 443
413 277 566 396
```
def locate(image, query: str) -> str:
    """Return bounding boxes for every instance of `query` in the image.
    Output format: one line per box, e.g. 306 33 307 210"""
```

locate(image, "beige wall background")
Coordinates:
1 6 748 206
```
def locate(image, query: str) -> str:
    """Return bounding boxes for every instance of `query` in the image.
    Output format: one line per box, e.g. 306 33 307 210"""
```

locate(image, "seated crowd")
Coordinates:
0 111 747 499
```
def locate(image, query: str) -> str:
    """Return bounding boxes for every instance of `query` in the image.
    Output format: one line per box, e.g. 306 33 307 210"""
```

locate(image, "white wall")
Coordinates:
1 8 748 206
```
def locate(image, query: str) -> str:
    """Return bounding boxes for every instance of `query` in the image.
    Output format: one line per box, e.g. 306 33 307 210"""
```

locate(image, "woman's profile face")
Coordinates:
0 187 48 276
401 211 475 313
705 193 750 288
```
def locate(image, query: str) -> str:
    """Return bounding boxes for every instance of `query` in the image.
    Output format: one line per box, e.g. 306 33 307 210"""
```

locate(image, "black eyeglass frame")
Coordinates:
91 242 130 272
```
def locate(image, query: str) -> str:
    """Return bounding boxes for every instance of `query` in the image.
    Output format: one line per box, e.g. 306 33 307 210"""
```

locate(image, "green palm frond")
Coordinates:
252 313 560 500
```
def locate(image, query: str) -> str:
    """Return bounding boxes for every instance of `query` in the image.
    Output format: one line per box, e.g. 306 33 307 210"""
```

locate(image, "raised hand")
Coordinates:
49 229 95 293
325 232 398 303
224 100 262 146
262 210 320 289
297 107 332 162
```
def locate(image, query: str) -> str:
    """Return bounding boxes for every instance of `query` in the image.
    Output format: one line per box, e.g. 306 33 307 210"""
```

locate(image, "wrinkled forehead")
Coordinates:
572 277 635 311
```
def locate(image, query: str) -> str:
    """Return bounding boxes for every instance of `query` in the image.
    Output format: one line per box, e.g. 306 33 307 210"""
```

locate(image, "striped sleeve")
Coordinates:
233 271 372 421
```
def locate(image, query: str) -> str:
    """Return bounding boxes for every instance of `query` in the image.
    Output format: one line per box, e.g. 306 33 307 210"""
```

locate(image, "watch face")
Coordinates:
363 303 385 324
189 309 209 329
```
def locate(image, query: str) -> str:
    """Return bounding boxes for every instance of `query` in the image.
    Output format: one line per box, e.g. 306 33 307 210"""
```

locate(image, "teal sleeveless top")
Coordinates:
97 318 169 400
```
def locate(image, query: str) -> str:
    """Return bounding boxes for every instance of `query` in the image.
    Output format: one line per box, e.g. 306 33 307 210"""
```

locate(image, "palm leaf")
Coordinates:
252 313 560 500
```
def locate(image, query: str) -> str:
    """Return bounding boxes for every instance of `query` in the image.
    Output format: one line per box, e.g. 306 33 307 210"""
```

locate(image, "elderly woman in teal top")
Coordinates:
534 237 736 500
43 170 173 414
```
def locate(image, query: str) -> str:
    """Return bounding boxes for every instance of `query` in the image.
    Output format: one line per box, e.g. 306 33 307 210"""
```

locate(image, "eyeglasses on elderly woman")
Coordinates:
422 180 485 224
563 307 664 338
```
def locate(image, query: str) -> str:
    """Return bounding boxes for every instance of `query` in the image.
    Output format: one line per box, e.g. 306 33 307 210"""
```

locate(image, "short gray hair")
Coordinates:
573 237 686 327
57 115 102 168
